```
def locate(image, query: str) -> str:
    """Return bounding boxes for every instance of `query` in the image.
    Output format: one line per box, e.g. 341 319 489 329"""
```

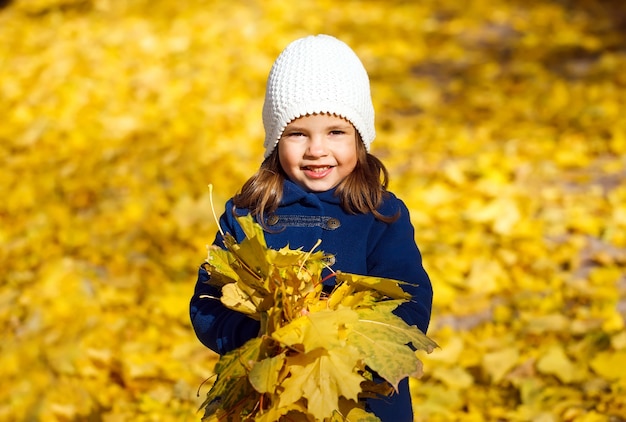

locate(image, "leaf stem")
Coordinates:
298 238 322 276
208 184 224 238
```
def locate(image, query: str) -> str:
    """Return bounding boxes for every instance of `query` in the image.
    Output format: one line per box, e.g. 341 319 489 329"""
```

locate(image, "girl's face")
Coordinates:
278 113 358 192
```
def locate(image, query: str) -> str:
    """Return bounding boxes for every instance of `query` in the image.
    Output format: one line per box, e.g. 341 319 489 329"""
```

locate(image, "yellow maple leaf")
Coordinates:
536 345 586 383
279 347 364 420
482 347 520 383
271 308 358 352
590 351 626 381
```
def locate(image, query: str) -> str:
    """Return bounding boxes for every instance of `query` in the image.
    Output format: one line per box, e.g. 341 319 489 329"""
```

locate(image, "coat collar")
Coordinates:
281 179 342 207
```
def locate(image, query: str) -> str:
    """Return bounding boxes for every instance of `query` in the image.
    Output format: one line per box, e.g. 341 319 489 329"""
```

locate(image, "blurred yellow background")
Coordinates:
1 0 625 420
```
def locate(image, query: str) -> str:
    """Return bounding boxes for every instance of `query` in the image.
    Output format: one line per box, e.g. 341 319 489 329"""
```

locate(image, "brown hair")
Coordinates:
232 138 398 225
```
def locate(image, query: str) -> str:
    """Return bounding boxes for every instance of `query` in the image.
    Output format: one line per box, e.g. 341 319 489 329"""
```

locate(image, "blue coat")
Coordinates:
190 179 433 421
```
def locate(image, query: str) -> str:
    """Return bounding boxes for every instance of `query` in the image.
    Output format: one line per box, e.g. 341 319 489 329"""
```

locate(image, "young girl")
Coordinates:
190 34 433 422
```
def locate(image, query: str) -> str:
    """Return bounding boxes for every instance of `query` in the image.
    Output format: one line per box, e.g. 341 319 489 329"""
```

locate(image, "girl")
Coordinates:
190 34 433 422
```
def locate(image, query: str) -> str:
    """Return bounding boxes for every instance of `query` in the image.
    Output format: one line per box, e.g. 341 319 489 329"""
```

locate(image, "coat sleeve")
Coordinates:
367 197 433 334
189 203 260 355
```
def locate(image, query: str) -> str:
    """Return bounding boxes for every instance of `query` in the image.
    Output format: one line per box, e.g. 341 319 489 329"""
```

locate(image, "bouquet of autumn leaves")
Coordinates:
199 214 437 421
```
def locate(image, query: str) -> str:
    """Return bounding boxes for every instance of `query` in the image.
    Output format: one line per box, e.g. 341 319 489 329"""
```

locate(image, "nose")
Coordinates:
305 134 328 157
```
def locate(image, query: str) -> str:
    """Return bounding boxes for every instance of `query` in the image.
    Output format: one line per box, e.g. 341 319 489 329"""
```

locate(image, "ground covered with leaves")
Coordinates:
1 0 625 421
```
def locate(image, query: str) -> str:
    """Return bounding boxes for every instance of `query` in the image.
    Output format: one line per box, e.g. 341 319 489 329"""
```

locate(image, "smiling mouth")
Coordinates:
302 165 333 172
301 165 334 179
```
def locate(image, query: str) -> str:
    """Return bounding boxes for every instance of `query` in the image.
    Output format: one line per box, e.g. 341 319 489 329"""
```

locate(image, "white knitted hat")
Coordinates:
262 34 376 158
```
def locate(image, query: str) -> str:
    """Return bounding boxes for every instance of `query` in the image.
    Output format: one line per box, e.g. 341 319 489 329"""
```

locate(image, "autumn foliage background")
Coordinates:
1 0 626 420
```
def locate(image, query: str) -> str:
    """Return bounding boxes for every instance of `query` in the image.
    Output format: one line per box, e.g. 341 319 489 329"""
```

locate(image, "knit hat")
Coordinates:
262 34 376 158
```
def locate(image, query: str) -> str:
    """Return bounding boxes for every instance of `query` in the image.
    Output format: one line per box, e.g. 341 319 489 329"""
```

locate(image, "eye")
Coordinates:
283 131 305 138
329 130 345 135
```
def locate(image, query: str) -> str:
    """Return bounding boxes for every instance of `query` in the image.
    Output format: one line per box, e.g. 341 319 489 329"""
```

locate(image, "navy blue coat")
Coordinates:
190 179 433 421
